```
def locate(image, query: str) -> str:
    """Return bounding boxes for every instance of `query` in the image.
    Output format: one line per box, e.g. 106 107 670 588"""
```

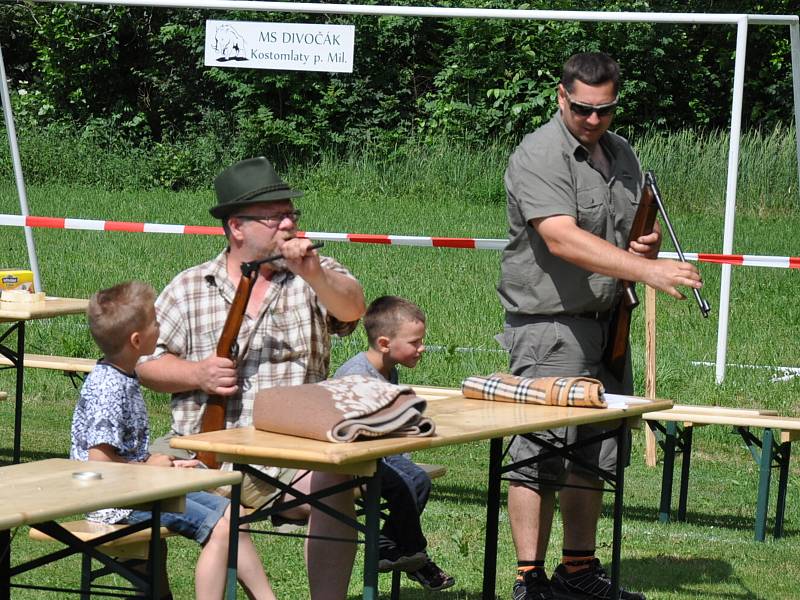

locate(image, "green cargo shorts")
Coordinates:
496 313 633 490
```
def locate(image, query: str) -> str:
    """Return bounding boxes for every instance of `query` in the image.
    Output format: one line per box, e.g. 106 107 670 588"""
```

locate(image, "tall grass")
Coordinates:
1 131 799 598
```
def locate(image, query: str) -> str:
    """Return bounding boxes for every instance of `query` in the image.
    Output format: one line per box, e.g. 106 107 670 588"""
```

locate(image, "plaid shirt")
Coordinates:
147 250 358 438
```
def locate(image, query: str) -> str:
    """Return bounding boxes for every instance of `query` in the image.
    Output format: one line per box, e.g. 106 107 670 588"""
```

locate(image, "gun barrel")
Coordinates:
646 172 711 318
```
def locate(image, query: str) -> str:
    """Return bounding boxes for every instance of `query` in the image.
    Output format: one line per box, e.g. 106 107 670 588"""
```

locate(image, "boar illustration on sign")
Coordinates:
212 25 248 62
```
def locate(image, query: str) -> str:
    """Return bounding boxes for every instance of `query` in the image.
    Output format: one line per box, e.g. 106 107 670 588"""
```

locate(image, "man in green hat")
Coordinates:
138 156 366 599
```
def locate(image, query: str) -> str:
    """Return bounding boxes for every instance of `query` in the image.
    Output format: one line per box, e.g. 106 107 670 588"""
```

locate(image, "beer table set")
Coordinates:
173 391 672 600
0 297 89 463
0 458 242 599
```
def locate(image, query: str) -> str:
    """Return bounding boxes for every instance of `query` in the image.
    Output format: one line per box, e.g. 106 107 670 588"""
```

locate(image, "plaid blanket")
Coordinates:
461 373 607 408
253 375 435 442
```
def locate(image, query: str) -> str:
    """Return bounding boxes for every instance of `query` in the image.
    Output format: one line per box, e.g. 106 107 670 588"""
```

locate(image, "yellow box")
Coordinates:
0 270 35 293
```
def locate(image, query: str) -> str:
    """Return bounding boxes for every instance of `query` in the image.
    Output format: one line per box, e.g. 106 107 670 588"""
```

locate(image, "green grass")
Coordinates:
1 133 799 598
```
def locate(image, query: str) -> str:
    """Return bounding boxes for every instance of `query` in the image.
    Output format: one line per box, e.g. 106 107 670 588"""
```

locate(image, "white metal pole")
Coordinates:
0 42 42 292
715 17 749 384
790 23 800 200
28 0 799 26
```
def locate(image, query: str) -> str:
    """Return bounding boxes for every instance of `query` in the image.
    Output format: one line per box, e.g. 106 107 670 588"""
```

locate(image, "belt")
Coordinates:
506 311 612 325
571 310 612 321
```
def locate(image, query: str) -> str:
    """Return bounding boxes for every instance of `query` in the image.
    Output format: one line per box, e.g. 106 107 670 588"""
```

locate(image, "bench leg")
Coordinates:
774 442 791 539
659 421 678 523
482 437 503 600
81 553 92 600
363 473 382 600
755 429 774 542
676 427 693 522
390 569 402 600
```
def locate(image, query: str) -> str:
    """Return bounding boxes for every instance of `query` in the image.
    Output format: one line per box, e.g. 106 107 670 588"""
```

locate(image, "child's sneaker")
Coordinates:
407 558 455 591
378 545 427 573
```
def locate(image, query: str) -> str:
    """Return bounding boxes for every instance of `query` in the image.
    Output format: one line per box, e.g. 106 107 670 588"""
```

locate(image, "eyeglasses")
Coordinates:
235 210 301 228
565 91 618 117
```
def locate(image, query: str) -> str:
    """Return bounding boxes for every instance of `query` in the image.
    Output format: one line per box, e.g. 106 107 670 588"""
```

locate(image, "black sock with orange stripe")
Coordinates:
561 549 595 574
516 560 546 580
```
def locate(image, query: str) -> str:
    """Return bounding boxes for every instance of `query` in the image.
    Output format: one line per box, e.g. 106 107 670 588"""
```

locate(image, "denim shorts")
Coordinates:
124 491 229 545
497 314 632 490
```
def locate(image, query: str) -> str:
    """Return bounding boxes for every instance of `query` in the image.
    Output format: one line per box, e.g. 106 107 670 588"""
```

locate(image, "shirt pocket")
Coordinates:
264 308 310 363
576 184 609 235
614 173 641 239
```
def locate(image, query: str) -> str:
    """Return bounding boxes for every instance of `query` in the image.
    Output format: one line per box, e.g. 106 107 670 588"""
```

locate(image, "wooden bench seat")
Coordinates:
29 519 178 560
0 353 96 373
29 519 175 597
643 404 800 541
409 386 461 401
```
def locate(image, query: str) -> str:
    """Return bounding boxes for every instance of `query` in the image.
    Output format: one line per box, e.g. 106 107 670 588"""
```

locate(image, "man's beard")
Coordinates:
266 257 289 272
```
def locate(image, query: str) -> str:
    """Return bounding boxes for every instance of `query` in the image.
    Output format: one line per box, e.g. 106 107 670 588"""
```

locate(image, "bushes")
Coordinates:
1 0 798 193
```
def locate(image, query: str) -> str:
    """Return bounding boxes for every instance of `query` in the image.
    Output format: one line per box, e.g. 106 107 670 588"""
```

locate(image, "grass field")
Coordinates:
0 133 799 598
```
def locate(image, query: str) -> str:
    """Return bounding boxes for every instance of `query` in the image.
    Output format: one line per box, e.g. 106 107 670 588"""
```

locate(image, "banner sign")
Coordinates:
204 20 355 73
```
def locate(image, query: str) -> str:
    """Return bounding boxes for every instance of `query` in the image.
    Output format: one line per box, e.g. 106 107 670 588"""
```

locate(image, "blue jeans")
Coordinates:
125 491 229 545
379 454 431 553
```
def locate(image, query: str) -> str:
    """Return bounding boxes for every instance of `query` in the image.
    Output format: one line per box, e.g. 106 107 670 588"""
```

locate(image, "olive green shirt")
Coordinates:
498 112 644 316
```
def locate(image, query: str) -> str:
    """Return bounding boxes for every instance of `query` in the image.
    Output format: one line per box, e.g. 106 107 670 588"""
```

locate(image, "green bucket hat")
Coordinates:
210 157 303 219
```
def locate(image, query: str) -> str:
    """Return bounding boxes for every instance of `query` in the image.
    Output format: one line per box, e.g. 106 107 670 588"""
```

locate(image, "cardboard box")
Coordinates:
0 269 35 293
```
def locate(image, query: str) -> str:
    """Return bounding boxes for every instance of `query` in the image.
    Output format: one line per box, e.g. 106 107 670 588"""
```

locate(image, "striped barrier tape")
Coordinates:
1 213 798 269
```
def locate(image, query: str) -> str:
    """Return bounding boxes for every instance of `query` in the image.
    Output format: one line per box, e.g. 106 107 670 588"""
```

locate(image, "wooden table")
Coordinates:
173 392 672 600
0 297 88 463
0 458 242 599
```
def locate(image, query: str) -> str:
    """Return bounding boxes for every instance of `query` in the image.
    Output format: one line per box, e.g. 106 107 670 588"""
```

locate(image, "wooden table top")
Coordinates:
172 394 673 475
0 458 242 531
0 297 88 322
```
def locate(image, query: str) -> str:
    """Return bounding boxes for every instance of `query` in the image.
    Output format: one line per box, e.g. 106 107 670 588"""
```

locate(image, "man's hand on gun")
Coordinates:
195 355 239 396
627 221 703 301
279 237 323 280
628 224 662 259
643 259 703 301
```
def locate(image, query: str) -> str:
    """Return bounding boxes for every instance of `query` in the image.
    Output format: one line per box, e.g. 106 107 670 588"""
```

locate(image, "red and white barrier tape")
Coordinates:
1 213 798 269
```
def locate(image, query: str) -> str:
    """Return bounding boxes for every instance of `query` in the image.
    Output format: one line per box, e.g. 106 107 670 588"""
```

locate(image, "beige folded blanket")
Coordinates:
253 375 436 442
461 373 607 408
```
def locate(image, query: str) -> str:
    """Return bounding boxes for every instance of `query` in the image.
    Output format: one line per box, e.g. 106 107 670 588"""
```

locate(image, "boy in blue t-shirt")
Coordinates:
334 296 454 592
70 281 275 600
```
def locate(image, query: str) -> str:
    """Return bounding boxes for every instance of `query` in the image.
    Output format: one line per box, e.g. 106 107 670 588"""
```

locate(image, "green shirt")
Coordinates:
498 112 644 316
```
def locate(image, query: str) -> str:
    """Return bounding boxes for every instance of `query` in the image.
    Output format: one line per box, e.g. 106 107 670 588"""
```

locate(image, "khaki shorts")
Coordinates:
150 433 297 509
497 313 633 490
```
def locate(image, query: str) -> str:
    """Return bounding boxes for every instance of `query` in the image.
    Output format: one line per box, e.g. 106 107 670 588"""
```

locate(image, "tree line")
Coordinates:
1 0 796 185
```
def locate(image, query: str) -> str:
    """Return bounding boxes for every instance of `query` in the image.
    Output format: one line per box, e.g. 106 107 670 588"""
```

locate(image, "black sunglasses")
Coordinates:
565 91 618 117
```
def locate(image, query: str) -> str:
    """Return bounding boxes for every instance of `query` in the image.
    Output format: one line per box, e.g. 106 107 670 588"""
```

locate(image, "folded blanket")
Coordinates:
461 373 607 408
253 375 436 442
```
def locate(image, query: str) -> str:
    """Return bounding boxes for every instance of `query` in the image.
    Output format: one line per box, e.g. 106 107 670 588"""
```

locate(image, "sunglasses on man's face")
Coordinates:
565 91 618 118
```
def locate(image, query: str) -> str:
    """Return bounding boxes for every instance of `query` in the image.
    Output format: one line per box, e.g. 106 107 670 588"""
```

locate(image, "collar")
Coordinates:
201 249 293 298
554 110 617 161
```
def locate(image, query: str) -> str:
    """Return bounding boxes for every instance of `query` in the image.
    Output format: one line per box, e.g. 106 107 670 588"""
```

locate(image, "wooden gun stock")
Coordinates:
602 172 711 382
602 177 659 382
195 241 324 468
196 270 257 468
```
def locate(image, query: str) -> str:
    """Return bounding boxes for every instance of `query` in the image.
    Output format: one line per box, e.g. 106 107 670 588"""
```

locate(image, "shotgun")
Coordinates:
196 241 324 468
602 172 710 382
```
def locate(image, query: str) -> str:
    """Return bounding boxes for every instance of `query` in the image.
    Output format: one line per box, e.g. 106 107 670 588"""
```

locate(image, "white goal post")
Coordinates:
2 1 799 384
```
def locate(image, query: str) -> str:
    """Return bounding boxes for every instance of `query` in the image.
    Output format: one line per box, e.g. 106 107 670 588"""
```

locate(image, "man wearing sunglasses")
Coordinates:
497 53 702 600
138 156 366 600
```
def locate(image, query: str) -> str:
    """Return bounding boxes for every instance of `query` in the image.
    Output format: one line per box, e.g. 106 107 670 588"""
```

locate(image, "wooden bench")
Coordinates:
0 353 96 387
29 520 175 597
643 404 800 541
30 463 448 598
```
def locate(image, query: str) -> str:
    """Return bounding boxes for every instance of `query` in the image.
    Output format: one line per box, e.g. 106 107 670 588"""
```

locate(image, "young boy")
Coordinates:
70 281 275 600
334 295 454 592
